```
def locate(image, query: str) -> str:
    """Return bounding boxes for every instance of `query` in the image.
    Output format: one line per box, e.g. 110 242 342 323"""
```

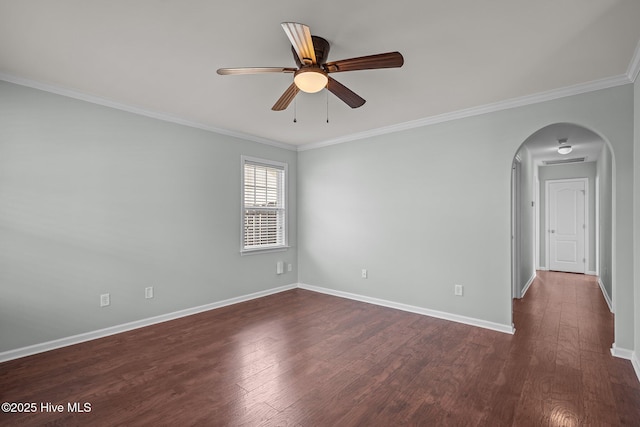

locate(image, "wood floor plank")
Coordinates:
610 382 640 425
580 351 617 406
1 272 638 426
556 324 581 370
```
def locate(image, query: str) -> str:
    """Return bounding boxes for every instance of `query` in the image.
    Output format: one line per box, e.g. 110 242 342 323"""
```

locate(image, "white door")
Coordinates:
548 180 586 273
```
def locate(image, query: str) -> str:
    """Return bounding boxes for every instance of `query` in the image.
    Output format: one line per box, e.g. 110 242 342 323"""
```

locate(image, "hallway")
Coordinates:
509 271 640 425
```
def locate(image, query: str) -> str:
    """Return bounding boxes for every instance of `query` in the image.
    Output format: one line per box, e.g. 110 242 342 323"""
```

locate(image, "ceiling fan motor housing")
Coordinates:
292 36 330 67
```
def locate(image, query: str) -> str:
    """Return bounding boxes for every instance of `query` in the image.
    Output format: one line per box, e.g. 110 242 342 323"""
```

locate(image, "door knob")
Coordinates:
550 229 555 233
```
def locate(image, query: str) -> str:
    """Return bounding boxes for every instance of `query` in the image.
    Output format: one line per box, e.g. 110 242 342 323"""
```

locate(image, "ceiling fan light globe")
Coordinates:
294 69 328 93
557 145 572 155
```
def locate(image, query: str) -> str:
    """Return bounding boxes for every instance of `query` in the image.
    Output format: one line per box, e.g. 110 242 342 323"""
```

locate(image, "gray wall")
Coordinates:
0 81 298 353
538 162 597 272
1 80 636 356
298 84 635 348
597 145 613 302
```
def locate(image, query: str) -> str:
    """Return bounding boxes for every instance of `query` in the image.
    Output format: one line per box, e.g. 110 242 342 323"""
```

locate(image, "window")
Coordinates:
241 156 288 253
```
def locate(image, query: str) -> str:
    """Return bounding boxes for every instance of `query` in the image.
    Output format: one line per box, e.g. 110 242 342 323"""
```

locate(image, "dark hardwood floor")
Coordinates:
1 271 639 426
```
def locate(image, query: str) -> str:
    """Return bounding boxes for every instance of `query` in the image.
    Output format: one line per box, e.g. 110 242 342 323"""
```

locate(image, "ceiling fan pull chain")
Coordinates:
326 88 329 123
293 98 297 123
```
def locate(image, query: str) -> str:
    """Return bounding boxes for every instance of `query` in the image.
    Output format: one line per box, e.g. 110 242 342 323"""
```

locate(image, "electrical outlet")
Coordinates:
100 293 110 307
287 263 293 272
361 269 368 279
145 286 154 299
454 285 463 296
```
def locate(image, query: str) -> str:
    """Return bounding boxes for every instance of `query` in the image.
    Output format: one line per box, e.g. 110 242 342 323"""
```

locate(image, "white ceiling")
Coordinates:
522 123 605 165
1 1 639 148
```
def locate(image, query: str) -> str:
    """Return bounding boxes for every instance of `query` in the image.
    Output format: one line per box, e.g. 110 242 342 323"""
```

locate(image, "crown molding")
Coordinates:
0 73 298 152
298 73 632 151
627 39 640 82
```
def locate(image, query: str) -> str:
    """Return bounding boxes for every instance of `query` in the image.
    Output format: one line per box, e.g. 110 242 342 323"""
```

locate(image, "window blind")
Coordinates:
242 160 286 250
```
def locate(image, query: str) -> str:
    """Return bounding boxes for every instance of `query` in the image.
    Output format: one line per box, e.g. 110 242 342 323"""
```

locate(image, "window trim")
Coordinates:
240 155 289 255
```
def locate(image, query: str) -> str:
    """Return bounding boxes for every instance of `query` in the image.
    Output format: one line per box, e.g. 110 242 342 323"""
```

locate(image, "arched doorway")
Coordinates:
511 123 615 320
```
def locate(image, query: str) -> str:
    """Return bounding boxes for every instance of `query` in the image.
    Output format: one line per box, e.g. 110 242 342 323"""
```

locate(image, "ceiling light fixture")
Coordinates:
293 67 328 93
557 137 572 155
558 145 572 155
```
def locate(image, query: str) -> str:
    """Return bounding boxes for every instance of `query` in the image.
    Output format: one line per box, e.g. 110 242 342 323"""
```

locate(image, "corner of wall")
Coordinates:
633 64 640 372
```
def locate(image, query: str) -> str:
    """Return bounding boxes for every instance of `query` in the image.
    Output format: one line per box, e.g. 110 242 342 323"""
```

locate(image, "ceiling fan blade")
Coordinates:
281 22 317 64
327 77 365 108
272 82 300 111
217 67 296 75
323 52 404 73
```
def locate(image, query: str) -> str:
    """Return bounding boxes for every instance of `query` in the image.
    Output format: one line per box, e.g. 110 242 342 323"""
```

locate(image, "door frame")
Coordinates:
544 177 589 273
511 158 522 298
534 173 540 270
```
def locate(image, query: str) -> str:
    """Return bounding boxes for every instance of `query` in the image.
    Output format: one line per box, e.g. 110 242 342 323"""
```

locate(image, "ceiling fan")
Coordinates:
217 22 404 111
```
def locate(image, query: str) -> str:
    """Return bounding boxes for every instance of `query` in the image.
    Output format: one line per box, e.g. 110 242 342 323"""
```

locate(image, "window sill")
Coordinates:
240 246 290 256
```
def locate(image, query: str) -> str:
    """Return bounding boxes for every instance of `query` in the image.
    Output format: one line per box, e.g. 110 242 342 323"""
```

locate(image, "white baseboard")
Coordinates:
298 283 515 335
610 344 634 360
586 270 597 276
520 272 536 298
0 284 298 363
611 343 640 381
610 345 640 383
632 352 640 384
598 278 613 313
